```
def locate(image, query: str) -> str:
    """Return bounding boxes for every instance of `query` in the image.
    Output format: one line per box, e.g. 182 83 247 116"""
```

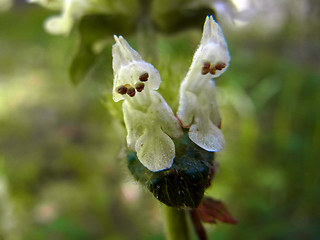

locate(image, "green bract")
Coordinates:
127 132 214 208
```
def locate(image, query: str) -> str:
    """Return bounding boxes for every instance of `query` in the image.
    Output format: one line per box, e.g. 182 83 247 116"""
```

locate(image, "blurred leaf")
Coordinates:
70 14 135 85
152 3 215 34
70 43 96 85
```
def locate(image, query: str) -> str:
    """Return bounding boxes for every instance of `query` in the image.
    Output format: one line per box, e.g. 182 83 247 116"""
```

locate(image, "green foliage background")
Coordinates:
0 1 319 239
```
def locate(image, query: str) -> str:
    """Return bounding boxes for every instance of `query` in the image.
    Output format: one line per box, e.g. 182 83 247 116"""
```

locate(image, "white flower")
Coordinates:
28 0 103 35
27 0 63 10
112 36 183 172
29 0 139 36
177 15 230 152
44 0 90 35
0 0 13 11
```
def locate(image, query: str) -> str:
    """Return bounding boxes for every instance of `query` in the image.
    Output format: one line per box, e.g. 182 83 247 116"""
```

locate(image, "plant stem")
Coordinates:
164 206 191 240
190 210 208 240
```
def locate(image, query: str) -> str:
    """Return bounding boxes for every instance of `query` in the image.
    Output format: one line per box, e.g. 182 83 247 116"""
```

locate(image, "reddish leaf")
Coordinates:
196 197 238 224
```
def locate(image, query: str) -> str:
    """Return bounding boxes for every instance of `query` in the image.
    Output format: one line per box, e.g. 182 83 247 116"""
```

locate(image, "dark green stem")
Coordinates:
164 206 191 240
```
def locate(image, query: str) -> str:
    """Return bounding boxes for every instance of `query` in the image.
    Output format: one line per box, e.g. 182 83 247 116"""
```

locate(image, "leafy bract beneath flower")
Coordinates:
177 15 230 152
112 36 182 172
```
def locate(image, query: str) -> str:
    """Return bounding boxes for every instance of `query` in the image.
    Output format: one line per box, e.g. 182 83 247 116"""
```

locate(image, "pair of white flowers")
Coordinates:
112 16 230 172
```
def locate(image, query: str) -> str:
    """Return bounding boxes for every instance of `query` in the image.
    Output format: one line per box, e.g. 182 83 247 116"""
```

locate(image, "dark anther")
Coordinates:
127 87 136 97
203 62 211 69
215 62 226 71
209 67 216 75
201 68 210 75
201 62 211 75
135 82 145 92
139 72 149 82
116 85 127 94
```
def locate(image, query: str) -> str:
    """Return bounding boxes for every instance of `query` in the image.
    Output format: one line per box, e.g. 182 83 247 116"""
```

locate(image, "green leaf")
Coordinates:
127 132 215 208
70 44 95 85
152 3 215 34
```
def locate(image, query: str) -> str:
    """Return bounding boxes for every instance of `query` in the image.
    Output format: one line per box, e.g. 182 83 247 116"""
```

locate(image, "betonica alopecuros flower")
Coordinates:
111 16 230 208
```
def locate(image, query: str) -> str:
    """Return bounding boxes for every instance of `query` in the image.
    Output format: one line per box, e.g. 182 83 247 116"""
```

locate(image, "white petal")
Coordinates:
112 36 142 73
189 16 230 79
202 15 228 49
178 80 221 127
112 36 183 171
112 61 161 102
122 102 145 150
177 90 197 128
148 92 183 138
177 16 229 152
44 0 90 35
135 128 175 172
122 92 182 172
44 15 73 35
178 80 223 151
123 93 182 171
199 80 221 127
188 80 223 151
189 112 225 152
112 36 161 102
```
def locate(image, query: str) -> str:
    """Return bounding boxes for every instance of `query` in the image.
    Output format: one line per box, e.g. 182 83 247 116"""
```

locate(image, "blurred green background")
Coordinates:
0 0 319 239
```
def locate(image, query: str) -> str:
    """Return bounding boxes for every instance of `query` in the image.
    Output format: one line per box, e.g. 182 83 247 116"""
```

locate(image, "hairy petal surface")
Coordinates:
112 36 182 172
177 16 229 152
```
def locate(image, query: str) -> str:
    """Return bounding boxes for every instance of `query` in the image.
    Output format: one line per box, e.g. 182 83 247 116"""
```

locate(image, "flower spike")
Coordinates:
177 16 230 152
112 36 183 172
